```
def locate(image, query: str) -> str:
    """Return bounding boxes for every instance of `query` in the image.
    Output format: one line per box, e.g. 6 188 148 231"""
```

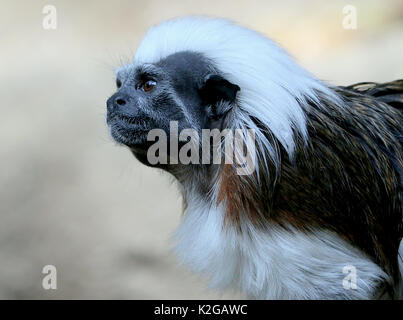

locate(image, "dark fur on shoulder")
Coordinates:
218 81 403 295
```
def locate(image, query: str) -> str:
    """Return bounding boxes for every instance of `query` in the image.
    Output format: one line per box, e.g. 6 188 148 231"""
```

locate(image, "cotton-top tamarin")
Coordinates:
106 17 402 299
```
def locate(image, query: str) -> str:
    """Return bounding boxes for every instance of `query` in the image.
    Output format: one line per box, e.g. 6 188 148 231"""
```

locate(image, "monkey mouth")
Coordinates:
108 114 151 148
115 114 149 127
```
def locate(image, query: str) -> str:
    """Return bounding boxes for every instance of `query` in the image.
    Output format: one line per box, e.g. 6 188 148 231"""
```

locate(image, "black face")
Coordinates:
106 51 240 167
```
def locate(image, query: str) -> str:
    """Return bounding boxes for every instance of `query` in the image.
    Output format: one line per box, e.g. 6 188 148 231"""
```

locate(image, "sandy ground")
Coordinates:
0 0 402 299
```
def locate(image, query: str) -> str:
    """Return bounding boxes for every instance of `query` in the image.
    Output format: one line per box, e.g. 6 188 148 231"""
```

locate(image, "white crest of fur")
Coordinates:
174 195 389 299
134 16 340 166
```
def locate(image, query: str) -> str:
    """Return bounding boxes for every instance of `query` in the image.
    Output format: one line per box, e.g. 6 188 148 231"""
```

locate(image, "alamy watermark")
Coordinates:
342 265 357 290
342 5 358 30
146 121 256 175
42 265 57 290
42 5 57 30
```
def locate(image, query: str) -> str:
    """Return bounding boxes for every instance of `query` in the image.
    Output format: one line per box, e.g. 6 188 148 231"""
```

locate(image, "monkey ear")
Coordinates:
199 74 240 119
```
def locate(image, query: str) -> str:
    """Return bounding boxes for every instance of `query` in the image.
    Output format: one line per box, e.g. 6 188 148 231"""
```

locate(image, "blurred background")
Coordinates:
0 0 402 299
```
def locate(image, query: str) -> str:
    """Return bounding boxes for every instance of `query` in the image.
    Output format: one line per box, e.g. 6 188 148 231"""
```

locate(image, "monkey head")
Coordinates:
106 51 240 168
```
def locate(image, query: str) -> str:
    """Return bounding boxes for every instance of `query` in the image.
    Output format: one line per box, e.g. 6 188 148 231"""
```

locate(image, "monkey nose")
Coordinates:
115 97 126 106
107 93 130 112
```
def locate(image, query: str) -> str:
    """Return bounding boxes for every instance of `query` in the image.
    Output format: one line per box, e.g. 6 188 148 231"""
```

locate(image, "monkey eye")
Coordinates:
142 80 157 92
116 79 122 89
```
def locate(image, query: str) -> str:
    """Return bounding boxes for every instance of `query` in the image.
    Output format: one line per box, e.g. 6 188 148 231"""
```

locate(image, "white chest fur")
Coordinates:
173 197 389 299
